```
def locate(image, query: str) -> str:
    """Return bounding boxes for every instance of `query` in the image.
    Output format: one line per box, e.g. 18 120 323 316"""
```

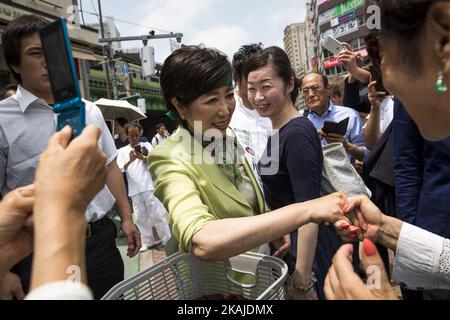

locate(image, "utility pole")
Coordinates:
99 33 183 100
96 1 183 100
97 0 112 99
109 45 119 100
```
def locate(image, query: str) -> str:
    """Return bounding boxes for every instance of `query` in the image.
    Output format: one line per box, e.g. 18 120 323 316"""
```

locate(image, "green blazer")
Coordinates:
148 127 267 253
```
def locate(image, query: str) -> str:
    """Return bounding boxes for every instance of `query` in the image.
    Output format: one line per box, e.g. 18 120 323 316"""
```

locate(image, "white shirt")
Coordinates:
393 222 450 290
0 85 117 222
25 281 93 300
229 95 272 161
302 101 368 161
151 133 168 147
379 97 394 134
116 142 155 197
364 96 394 135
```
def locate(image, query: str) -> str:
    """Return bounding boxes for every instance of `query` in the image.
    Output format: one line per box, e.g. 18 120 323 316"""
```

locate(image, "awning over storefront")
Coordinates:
72 48 96 61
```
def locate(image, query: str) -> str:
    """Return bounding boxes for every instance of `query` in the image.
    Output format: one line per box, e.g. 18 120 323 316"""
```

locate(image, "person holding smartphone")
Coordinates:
300 72 367 163
364 77 394 149
0 14 141 299
117 123 171 252
325 0 450 300
336 35 394 150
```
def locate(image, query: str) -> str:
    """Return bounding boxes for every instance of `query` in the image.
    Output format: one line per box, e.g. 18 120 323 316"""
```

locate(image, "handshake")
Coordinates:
307 192 384 244
306 192 400 300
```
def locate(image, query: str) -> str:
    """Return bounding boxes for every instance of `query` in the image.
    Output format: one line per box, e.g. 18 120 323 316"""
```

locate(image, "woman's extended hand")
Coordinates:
336 195 383 243
308 192 352 226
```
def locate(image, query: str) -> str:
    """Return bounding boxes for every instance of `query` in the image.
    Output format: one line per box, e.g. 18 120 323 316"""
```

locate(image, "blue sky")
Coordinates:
81 0 307 63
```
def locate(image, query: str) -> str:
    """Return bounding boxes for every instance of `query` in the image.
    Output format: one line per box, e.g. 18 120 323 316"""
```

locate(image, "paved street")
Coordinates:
114 217 167 280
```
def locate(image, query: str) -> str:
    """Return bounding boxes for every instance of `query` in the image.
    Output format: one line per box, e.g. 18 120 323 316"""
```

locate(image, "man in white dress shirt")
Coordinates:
230 44 272 162
0 14 141 299
117 123 171 252
151 123 169 147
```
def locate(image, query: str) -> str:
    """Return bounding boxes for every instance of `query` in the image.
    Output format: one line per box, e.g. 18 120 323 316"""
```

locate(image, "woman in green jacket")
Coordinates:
148 46 355 262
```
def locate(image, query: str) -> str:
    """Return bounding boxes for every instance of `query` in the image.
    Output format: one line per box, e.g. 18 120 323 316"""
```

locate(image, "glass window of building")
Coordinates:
359 37 366 47
357 16 365 27
324 49 333 59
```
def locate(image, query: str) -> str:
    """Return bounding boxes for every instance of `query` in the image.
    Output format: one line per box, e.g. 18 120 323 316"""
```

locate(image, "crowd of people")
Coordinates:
0 0 449 300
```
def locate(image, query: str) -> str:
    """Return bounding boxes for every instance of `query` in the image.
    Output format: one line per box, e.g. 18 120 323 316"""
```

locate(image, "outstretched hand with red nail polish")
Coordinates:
324 239 398 300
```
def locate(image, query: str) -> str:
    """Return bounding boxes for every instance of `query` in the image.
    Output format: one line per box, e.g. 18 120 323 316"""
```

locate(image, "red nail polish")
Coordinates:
363 239 377 257
342 204 350 213
340 222 350 229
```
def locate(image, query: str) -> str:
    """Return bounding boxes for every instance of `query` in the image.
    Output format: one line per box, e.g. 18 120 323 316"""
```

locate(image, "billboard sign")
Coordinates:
331 10 356 27
321 18 358 41
319 0 365 25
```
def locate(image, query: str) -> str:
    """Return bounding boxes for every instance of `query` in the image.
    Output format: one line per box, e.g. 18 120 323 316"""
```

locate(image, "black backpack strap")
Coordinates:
153 135 160 146
303 108 310 118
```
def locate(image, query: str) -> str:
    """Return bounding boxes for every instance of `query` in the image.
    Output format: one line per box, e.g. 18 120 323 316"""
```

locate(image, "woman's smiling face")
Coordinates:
247 64 293 119
177 85 236 138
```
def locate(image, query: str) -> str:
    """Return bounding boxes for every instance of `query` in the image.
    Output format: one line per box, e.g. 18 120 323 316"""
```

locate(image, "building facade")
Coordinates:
89 15 122 52
305 0 319 72
284 22 308 78
316 0 370 77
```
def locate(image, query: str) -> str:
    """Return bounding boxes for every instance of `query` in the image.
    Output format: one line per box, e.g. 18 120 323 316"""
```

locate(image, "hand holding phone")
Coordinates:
134 145 142 154
133 145 147 161
373 75 387 93
368 75 387 110
322 36 344 56
336 43 362 74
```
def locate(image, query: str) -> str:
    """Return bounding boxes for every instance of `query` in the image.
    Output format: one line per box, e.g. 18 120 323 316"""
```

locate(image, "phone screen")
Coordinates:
134 145 142 154
40 20 77 103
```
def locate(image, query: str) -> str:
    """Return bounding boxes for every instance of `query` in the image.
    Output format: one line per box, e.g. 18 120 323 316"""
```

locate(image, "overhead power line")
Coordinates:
79 9 172 35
